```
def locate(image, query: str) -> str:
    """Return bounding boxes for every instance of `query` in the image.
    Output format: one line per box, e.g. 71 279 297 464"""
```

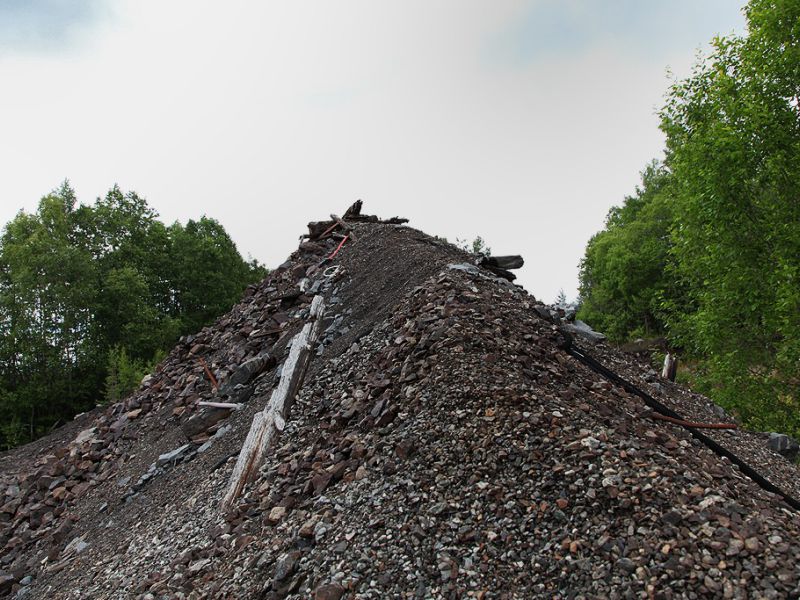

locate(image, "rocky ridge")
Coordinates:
0 213 798 599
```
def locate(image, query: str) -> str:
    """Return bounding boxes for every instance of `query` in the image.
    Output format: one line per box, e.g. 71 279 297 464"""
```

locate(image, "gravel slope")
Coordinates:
1 219 798 599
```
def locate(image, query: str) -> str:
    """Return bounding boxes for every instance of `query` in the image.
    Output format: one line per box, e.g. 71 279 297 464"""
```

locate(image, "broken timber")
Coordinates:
478 255 524 282
343 199 363 219
221 295 325 509
480 255 524 270
306 201 409 240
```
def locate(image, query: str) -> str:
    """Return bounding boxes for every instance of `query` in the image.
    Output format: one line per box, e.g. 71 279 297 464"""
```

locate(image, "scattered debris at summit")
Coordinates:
1 204 799 599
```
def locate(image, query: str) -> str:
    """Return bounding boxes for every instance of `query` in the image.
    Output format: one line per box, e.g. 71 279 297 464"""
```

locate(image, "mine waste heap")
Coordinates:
1 203 800 599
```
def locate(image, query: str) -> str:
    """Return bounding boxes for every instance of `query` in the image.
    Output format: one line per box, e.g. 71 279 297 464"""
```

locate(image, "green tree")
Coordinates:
660 0 800 432
168 217 266 332
0 183 267 447
105 346 146 405
73 186 179 357
0 184 99 439
455 236 492 257
581 0 800 436
578 161 678 342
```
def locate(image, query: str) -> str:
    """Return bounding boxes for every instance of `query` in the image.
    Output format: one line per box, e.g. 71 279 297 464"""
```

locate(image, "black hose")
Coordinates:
558 328 800 512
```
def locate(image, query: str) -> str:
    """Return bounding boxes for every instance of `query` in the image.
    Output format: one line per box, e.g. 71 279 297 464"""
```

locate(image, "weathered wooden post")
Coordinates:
662 352 677 382
221 295 325 509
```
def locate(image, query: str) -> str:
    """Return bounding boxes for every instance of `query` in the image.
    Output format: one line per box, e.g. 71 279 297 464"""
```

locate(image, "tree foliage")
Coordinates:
0 184 266 448
578 161 677 342
578 0 800 435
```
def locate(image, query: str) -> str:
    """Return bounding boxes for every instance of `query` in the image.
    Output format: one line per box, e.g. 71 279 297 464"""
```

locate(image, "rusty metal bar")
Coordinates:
198 357 219 391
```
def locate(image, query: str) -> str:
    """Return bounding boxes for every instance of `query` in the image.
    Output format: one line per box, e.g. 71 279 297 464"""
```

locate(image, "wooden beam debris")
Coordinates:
197 401 242 410
221 296 325 509
478 255 524 281
480 255 524 270
343 199 363 219
330 214 356 240
306 201 409 240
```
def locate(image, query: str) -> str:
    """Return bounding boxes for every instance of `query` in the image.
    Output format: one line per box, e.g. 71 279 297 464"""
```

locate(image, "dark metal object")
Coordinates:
480 255 524 270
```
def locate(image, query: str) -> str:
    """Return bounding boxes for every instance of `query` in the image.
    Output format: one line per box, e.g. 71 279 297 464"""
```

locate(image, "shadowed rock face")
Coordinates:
1 215 800 599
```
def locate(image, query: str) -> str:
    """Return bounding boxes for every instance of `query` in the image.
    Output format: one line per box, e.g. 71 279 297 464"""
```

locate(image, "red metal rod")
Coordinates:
198 357 219 390
317 221 340 240
328 235 349 260
649 412 737 430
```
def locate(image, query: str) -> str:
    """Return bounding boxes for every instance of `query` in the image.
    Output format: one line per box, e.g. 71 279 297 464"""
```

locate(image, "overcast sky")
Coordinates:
0 1 745 302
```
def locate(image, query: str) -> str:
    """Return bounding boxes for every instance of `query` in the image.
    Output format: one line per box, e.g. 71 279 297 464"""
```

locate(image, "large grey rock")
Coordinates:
0 572 15 595
157 444 191 467
562 320 606 344
181 406 233 440
314 582 346 600
63 536 89 556
273 551 301 584
534 306 558 323
767 433 799 461
447 263 480 276
218 353 275 396
73 427 98 446
223 383 255 404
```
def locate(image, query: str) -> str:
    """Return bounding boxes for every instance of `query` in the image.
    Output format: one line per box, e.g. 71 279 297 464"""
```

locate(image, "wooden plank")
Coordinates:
330 214 357 241
221 296 325 509
197 401 241 410
222 412 268 507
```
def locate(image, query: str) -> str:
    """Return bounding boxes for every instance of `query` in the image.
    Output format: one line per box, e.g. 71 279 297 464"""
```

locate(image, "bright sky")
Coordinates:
0 1 745 302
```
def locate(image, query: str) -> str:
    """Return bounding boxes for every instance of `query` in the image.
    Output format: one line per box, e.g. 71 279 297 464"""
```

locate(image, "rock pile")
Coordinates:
767 433 800 463
0 220 361 594
0 209 799 599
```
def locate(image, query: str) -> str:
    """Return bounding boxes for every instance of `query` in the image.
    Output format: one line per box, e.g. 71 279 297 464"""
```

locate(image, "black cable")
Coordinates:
558 328 800 512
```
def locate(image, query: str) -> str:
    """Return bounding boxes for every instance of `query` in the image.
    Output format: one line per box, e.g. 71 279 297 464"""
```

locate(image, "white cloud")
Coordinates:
0 1 745 302
0 0 109 52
